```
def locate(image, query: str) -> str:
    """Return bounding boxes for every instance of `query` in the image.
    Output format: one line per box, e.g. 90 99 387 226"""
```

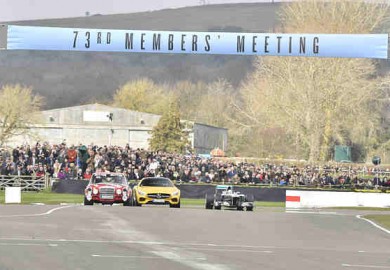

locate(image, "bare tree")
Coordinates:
196 79 233 127
172 80 208 122
238 0 389 162
0 85 43 146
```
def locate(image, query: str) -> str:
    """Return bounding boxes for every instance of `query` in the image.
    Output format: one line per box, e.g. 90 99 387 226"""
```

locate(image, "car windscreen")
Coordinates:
92 175 126 185
140 178 174 187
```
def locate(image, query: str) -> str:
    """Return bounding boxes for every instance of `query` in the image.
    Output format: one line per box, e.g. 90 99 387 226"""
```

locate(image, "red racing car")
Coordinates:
84 172 132 206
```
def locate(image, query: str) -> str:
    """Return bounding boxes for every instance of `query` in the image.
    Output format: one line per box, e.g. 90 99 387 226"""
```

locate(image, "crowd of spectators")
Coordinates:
1 142 390 189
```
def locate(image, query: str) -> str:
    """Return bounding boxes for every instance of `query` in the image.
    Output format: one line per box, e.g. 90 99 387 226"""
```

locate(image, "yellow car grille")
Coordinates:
147 193 171 199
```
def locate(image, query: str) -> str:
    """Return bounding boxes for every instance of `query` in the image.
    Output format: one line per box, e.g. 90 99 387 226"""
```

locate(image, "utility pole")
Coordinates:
107 113 113 146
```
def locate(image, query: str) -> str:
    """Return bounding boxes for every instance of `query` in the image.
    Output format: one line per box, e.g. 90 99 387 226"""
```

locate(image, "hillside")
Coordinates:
0 3 281 109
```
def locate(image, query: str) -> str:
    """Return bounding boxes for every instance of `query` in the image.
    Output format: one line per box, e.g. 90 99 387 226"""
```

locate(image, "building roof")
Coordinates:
40 103 161 127
43 103 159 117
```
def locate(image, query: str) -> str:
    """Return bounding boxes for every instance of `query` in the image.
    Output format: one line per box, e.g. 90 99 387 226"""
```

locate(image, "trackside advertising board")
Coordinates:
2 25 388 59
286 190 390 208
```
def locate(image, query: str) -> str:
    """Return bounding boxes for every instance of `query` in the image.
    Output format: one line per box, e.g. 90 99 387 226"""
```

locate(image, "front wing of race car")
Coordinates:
216 200 254 210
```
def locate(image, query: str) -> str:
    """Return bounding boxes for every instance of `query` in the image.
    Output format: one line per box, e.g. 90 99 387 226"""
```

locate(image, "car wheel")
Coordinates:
214 203 221 210
84 197 93 206
170 200 180 208
123 198 131 206
205 194 213 209
246 206 254 211
132 193 141 207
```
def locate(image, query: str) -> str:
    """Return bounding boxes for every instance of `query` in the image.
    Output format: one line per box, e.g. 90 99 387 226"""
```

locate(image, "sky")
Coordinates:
0 0 288 22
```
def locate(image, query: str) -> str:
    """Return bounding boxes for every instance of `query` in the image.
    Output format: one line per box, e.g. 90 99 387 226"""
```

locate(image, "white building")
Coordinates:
8 104 228 154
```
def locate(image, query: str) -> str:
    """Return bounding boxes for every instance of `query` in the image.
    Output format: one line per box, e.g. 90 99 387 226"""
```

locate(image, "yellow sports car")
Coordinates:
132 177 181 208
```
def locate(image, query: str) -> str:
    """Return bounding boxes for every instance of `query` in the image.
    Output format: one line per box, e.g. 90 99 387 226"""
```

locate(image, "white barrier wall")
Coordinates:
5 187 21 204
286 190 390 208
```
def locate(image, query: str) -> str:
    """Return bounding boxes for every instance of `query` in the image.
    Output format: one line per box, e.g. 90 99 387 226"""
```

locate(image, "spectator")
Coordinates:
57 169 66 180
0 141 388 191
83 167 93 180
53 160 61 178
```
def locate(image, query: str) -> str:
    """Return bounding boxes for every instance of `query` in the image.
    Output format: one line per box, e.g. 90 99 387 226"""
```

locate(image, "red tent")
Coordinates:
210 148 225 157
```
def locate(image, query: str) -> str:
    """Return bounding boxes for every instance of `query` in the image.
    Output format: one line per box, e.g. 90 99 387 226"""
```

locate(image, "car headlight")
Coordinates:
116 189 122 195
172 191 179 196
93 187 99 195
138 190 146 196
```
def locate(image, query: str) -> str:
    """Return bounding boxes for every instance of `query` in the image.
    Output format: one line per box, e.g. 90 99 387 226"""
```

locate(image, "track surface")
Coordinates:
0 205 389 270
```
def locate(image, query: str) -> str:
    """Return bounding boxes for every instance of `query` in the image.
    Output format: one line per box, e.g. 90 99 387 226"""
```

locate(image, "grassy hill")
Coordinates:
0 3 281 109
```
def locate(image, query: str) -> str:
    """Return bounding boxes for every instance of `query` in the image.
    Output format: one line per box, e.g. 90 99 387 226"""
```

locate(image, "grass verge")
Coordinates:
364 215 390 230
0 191 285 207
0 191 83 205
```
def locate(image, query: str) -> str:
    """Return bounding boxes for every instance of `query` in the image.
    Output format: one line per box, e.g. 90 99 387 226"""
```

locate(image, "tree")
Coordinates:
238 0 389 162
113 78 173 115
172 80 208 122
149 99 189 153
0 84 43 146
194 79 233 127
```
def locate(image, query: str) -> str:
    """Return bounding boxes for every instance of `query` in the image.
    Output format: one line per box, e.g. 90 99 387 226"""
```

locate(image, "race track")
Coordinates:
0 205 389 270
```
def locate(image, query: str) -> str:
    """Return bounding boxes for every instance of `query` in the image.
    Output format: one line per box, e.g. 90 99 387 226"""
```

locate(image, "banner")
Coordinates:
4 25 389 59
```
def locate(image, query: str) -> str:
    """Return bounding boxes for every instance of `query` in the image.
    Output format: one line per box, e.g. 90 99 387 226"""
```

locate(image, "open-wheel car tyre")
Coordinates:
245 194 255 211
214 204 222 210
84 197 93 206
205 194 214 209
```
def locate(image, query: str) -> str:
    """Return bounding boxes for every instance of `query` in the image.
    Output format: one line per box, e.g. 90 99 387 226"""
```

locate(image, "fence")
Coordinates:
0 175 49 191
0 174 389 193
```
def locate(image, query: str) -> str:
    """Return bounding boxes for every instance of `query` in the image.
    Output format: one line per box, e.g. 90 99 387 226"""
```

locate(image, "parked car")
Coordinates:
132 177 180 208
205 185 254 211
84 172 131 206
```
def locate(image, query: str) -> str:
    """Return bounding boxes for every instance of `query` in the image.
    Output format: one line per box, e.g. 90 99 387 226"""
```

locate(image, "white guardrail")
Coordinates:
286 190 390 208
0 175 48 191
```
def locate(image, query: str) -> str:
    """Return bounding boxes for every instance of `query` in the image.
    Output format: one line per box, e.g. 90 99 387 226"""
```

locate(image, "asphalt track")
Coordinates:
0 205 389 270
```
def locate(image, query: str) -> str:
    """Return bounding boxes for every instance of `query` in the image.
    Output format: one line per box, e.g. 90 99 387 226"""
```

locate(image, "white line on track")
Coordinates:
356 215 390 235
190 243 275 249
1 236 389 256
182 248 273 254
0 237 275 249
342 264 390 269
92 254 207 261
0 205 74 218
285 210 343 215
92 254 163 259
0 243 58 247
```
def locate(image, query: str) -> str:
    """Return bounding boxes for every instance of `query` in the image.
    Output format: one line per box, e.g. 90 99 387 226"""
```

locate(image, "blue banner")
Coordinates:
6 25 389 59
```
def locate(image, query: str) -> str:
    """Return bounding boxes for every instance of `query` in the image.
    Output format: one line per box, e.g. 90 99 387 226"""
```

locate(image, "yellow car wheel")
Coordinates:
131 192 141 207
169 200 180 208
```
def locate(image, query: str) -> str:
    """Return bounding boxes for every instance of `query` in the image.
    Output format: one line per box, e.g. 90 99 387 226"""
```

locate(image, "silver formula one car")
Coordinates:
205 185 254 211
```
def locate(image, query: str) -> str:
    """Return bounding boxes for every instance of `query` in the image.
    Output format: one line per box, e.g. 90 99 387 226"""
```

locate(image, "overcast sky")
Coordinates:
0 0 287 22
